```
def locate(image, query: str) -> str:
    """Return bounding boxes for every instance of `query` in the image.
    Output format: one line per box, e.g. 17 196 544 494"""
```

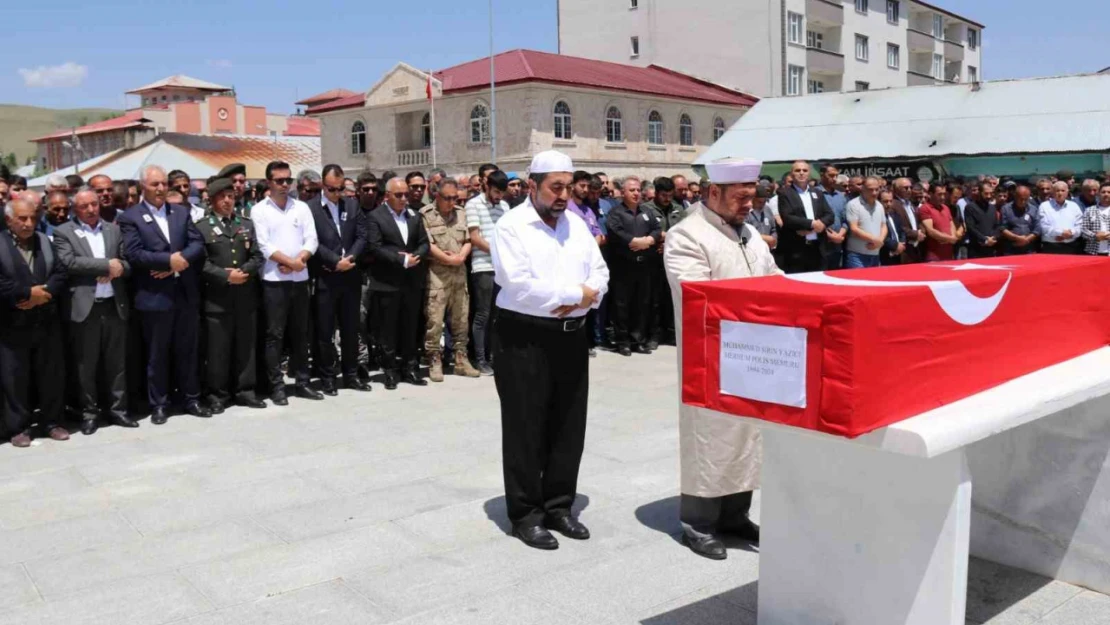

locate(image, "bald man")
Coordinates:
776 161 834 273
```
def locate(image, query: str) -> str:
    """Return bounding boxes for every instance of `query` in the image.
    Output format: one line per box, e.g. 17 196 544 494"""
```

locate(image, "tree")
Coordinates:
1 153 17 170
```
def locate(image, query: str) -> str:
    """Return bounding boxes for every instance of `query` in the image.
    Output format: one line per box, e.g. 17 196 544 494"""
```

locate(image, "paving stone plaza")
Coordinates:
0 348 1106 625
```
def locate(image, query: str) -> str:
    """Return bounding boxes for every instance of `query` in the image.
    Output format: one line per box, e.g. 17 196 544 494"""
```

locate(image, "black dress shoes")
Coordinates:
151 407 169 425
109 414 140 428
321 379 339 396
682 534 727 560
721 519 760 545
646 340 660 351
383 371 399 390
234 395 267 409
293 385 324 401
513 525 559 550
401 369 427 386
208 400 226 415
80 419 98 436
270 392 289 406
343 378 372 392
618 346 633 357
545 515 590 540
185 401 212 418
633 344 652 355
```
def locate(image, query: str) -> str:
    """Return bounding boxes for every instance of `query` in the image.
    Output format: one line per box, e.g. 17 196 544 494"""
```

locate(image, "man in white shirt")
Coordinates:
491 150 609 551
251 160 322 405
1038 180 1085 255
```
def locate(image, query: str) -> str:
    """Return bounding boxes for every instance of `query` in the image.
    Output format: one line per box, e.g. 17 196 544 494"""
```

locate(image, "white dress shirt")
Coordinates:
190 203 206 223
794 184 818 241
251 195 318 282
143 200 171 242
491 198 609 319
390 206 410 244
1037 198 1083 243
78 220 114 299
1100 207 1110 254
322 196 342 232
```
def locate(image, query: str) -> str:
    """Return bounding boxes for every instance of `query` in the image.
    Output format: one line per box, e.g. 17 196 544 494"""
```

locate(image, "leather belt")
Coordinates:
499 309 586 333
93 297 113 304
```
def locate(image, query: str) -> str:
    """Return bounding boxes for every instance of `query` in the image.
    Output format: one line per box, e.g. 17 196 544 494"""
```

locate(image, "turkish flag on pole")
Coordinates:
426 74 433 101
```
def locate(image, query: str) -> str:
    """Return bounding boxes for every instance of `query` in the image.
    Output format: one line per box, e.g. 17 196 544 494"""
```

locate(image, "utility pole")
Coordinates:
489 0 497 163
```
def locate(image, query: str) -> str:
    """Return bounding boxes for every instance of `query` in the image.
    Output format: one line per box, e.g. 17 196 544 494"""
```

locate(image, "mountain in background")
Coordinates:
0 104 124 173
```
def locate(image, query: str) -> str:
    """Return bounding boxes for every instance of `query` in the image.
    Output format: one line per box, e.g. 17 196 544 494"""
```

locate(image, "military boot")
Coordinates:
429 352 445 383
455 352 481 378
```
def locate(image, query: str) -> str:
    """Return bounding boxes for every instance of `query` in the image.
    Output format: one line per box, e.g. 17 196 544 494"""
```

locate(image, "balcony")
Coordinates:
907 28 935 52
397 149 430 167
807 47 845 75
907 70 941 87
806 0 843 26
943 39 965 62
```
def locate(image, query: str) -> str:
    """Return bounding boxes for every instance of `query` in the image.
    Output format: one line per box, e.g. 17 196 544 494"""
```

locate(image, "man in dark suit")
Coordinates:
53 189 137 435
878 189 907 266
0 198 68 447
309 164 370 394
965 181 1001 259
196 178 266 412
119 165 210 424
777 161 835 274
366 176 429 389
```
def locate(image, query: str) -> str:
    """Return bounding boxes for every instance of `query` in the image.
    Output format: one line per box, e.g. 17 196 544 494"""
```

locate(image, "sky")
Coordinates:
1 0 1104 114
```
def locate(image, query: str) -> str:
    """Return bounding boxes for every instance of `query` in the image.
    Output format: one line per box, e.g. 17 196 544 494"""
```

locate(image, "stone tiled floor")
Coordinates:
0 347 1105 624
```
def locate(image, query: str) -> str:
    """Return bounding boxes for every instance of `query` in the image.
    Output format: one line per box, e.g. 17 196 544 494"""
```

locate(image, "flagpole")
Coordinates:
429 70 437 169
489 0 497 163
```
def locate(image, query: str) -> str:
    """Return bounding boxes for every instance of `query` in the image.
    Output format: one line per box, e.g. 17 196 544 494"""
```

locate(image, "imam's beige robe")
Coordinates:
663 202 784 497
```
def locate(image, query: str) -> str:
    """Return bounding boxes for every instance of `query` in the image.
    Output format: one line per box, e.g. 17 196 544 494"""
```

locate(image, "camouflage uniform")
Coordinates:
420 204 480 381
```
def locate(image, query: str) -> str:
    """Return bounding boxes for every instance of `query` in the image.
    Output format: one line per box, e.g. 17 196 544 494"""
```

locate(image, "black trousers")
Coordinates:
314 277 361 381
782 243 825 274
610 260 653 348
0 319 65 435
1042 241 1082 255
71 301 128 420
204 295 258 404
371 286 422 371
494 311 589 528
469 272 497 363
126 309 149 415
650 257 674 343
262 281 311 392
140 304 200 409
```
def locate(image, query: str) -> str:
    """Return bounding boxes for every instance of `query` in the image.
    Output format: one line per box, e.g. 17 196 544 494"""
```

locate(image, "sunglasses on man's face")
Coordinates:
271 177 294 186
360 186 378 194
324 185 344 194
390 192 407 199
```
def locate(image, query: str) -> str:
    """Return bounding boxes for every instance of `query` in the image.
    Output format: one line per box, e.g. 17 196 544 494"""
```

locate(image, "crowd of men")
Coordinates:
1 157 1107 448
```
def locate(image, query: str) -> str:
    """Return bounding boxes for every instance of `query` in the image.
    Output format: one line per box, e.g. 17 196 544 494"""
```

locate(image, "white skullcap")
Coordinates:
529 150 574 175
705 157 763 184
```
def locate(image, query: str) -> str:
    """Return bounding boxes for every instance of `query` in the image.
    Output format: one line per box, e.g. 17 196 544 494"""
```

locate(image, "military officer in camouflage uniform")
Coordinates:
420 179 480 382
197 177 267 411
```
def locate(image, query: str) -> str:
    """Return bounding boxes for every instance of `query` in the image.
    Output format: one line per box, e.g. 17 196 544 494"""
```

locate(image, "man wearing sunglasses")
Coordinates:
251 160 323 405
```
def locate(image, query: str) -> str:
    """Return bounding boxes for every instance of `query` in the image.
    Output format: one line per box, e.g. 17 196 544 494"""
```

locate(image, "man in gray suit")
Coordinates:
53 188 137 435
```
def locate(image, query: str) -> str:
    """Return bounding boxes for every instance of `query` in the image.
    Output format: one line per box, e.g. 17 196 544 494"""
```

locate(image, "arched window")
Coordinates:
647 111 664 145
553 100 572 140
679 114 694 146
350 120 366 155
470 104 490 143
605 106 623 143
713 117 726 141
421 112 431 149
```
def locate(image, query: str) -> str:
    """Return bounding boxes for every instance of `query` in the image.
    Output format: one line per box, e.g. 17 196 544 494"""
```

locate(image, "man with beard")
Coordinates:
491 150 608 550
505 174 526 208
664 157 781 560
43 192 71 239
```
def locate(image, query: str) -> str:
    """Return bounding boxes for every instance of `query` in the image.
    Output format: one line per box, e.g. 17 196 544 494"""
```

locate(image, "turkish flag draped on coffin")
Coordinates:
681 256 1110 438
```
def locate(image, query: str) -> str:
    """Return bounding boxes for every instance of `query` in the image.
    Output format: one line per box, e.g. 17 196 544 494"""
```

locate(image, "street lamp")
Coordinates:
61 138 83 175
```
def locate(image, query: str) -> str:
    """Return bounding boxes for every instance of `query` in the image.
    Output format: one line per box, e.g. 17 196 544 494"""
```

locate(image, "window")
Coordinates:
787 65 804 96
350 120 366 155
968 29 979 50
470 104 490 143
807 30 824 49
647 110 664 145
855 81 870 91
630 36 640 57
886 0 899 23
606 106 624 142
630 0 638 7
968 65 978 82
553 100 572 140
808 79 825 94
932 14 943 38
713 117 726 141
679 114 693 146
855 0 868 14
421 112 431 148
173 95 181 102
855 34 869 61
932 53 943 79
887 43 900 69
788 12 803 45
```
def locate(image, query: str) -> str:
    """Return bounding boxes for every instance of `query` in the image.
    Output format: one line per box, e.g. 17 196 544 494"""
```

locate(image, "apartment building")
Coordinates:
557 0 983 97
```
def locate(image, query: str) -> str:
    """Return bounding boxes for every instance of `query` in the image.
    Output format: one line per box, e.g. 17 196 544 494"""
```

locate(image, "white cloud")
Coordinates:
207 59 233 68
18 62 88 88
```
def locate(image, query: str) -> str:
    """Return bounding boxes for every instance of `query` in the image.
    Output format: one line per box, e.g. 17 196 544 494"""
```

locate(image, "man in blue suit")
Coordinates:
119 165 210 424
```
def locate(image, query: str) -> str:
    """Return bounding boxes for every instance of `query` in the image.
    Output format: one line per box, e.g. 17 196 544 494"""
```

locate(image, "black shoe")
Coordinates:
207 400 226 415
151 407 169 425
401 369 428 386
476 360 495 376
633 344 652 355
234 395 267 409
357 363 372 380
383 371 399 390
293 385 324 401
682 533 727 560
618 346 632 357
270 393 289 406
646 340 660 351
721 519 760 545
320 379 339 396
512 525 559 550
185 401 212 418
109 414 140 428
343 377 372 392
80 419 98 436
588 347 597 358
544 515 590 540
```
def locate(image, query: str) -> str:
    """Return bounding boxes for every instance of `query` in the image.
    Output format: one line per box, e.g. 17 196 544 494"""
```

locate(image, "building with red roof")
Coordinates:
307 49 757 177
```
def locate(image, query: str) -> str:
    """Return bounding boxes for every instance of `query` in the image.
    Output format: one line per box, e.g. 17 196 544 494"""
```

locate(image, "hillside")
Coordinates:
0 104 124 170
